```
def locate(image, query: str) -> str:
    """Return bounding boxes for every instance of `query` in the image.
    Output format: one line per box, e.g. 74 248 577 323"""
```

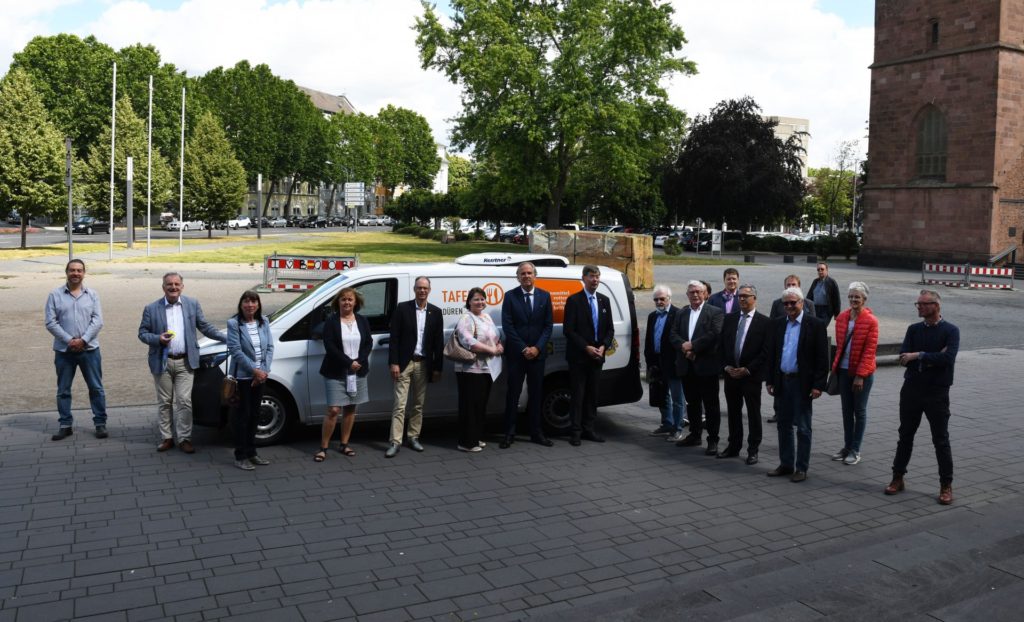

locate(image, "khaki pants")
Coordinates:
155 357 194 441
390 359 428 444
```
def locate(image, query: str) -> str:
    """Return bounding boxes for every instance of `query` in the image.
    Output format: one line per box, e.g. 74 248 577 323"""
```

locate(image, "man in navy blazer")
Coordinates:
765 286 829 482
707 268 741 316
669 280 725 455
138 272 225 453
563 265 614 446
644 285 685 440
385 276 444 457
719 284 770 464
501 262 554 448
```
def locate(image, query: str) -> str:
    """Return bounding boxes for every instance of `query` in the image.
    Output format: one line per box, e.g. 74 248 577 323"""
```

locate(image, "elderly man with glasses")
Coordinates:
644 285 687 441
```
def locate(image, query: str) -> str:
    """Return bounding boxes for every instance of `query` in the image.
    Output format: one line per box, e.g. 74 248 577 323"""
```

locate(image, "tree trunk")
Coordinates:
262 180 276 217
283 178 297 214
328 184 337 216
19 214 27 250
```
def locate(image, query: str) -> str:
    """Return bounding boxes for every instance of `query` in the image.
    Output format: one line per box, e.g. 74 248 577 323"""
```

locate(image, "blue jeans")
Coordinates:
776 375 812 472
659 375 686 431
838 369 872 453
55 348 107 427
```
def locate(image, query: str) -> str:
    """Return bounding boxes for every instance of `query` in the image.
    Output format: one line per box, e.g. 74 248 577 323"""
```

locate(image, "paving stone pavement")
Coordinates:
2 346 1023 621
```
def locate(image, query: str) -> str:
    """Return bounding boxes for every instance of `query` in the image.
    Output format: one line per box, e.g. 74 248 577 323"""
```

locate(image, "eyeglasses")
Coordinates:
653 297 667 302
914 301 937 308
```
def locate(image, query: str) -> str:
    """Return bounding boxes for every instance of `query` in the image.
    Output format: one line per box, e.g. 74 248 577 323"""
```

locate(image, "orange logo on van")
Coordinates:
484 283 504 306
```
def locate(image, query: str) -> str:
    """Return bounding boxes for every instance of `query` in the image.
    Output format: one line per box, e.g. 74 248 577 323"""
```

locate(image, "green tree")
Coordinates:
329 111 377 184
10 34 117 160
375 105 440 199
78 96 175 223
447 154 473 193
114 43 192 160
665 97 805 230
183 111 248 237
0 68 65 249
807 166 854 230
416 0 695 228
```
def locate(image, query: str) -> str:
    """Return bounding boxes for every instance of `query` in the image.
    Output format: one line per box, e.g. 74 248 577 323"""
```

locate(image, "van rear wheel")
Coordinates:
255 385 294 446
541 380 572 433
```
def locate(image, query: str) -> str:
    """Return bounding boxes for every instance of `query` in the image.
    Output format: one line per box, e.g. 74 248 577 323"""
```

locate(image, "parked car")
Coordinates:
65 216 112 235
165 219 204 231
327 215 345 227
358 214 379 226
286 215 305 227
192 252 643 445
228 215 252 229
300 215 327 228
263 216 288 228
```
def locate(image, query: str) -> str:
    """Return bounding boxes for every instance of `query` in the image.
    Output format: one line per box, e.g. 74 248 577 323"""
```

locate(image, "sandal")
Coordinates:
339 444 356 457
313 447 328 462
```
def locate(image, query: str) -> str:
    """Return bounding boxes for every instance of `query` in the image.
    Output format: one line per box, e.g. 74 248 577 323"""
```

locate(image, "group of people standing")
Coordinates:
644 263 960 504
45 258 960 504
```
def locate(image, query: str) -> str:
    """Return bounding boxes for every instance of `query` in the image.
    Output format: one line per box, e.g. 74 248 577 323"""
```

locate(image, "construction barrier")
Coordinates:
921 262 1014 290
262 253 358 291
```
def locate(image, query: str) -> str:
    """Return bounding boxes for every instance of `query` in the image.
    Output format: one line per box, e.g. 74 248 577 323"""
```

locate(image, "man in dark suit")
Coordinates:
807 262 840 327
138 272 226 454
719 284 770 464
670 280 725 455
708 268 741 316
765 286 829 482
501 262 554 448
767 275 814 424
385 276 444 458
644 285 685 441
563 265 614 446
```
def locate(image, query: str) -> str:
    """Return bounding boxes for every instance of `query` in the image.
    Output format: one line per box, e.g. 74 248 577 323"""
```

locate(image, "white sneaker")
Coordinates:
831 448 849 461
477 442 487 448
667 431 686 442
234 459 256 471
843 451 861 465
457 445 483 453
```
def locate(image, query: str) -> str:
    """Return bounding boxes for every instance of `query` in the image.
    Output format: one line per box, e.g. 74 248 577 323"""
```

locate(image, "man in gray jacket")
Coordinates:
138 272 225 453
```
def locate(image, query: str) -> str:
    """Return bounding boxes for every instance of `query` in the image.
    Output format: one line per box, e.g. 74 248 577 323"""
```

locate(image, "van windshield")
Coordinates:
269 274 349 322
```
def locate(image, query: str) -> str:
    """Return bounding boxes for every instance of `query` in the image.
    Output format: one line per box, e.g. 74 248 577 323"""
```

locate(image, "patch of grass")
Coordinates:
115 233 521 264
654 254 737 266
0 237 223 260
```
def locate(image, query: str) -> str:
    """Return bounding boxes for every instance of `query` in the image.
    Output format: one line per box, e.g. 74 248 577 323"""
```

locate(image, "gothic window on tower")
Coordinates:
916 105 947 180
929 19 939 49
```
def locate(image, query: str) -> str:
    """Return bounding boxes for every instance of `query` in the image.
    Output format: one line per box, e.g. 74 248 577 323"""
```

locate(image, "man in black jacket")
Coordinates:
385 276 444 458
765 287 829 482
670 280 725 455
563 265 614 446
644 285 685 441
719 284 770 464
806 262 840 327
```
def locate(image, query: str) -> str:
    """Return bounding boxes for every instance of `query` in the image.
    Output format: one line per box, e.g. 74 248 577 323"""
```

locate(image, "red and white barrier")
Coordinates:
921 261 1014 290
262 253 358 292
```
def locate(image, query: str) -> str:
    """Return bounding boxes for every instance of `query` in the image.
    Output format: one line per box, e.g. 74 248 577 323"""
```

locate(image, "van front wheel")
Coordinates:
255 385 294 446
541 380 572 433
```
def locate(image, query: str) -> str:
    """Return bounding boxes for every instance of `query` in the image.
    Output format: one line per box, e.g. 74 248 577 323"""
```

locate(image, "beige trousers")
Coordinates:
154 357 194 441
390 359 428 444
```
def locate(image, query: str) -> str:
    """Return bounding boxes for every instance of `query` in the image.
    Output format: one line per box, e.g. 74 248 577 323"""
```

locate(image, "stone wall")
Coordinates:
530 231 654 290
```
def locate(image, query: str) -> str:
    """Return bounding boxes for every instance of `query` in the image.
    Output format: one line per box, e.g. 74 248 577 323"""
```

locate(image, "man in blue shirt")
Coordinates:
885 289 959 505
44 259 108 440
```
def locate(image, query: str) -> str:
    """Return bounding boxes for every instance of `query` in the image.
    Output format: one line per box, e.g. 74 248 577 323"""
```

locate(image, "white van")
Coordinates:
193 253 643 444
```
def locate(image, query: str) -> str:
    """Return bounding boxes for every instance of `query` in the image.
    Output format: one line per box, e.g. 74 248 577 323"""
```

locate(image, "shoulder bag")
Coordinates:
443 314 477 363
826 326 855 396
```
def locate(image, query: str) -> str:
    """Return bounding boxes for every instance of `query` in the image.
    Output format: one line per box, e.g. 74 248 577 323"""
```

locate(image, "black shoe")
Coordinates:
581 432 605 443
767 466 795 477
51 427 72 441
569 437 582 446
716 448 740 459
676 434 701 447
790 471 808 483
767 416 778 423
745 453 759 465
530 436 554 447
704 442 719 456
499 434 514 449
94 426 108 439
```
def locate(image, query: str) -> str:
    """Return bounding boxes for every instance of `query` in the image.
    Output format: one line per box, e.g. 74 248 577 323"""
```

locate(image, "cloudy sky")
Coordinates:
0 0 873 168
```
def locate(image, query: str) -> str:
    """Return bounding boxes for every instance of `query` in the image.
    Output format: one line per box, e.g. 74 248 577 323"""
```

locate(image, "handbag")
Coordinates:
220 353 239 406
826 327 855 396
443 314 477 362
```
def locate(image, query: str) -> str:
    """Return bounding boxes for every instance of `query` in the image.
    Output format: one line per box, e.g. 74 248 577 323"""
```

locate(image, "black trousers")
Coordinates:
569 360 602 437
233 380 264 461
723 375 762 452
682 371 721 443
457 372 491 448
504 355 545 438
893 383 953 485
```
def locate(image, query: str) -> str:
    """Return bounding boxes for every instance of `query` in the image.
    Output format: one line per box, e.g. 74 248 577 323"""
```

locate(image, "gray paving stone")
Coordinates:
347 584 427 615
73 587 157 617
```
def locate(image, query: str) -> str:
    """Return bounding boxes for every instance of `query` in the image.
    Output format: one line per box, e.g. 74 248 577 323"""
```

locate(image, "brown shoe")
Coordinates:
790 471 807 483
938 484 953 505
766 466 794 477
178 440 196 454
884 475 905 495
157 439 175 452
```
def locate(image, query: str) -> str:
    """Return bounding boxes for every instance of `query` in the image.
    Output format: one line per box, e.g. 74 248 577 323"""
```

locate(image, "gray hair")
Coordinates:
738 284 757 297
162 272 183 283
686 280 704 292
919 288 941 302
848 281 869 298
653 284 672 299
782 286 804 301
414 276 431 287
517 261 537 276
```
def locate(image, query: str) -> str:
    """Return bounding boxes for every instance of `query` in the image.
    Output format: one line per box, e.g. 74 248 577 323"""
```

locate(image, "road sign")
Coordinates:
344 182 365 207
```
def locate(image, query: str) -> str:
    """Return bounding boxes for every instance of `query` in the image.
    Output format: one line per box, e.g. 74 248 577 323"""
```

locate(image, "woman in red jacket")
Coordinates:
830 281 878 465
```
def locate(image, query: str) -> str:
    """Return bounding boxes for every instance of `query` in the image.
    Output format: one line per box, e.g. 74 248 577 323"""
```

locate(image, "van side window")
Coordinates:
280 278 397 342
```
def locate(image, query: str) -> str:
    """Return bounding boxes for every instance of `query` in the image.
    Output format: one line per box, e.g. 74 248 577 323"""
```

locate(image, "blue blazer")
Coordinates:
227 315 274 379
501 286 553 361
138 295 226 374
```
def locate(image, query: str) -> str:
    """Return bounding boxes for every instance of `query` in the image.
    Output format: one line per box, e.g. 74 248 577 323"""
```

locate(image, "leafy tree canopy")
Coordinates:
416 0 695 228
183 110 248 235
375 104 440 196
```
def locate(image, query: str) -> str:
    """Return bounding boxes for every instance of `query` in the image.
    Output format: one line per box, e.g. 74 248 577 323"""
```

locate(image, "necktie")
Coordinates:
724 293 733 314
589 295 598 341
735 313 747 363
525 291 532 312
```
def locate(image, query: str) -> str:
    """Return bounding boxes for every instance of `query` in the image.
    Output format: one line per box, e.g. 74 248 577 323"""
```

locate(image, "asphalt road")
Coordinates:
0 224 353 248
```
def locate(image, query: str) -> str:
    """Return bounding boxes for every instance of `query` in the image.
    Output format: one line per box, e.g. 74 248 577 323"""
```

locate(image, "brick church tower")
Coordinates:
860 0 1024 267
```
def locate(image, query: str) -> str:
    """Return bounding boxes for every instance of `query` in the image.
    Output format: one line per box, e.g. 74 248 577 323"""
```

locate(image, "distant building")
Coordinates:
860 0 1024 267
765 115 810 178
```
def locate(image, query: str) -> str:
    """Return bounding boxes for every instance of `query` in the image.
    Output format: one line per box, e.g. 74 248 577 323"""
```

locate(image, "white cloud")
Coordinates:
669 0 872 167
2 0 870 168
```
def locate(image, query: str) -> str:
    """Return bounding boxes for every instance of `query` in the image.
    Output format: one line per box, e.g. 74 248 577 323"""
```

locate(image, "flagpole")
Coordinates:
108 62 117 260
178 86 185 253
147 75 153 256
